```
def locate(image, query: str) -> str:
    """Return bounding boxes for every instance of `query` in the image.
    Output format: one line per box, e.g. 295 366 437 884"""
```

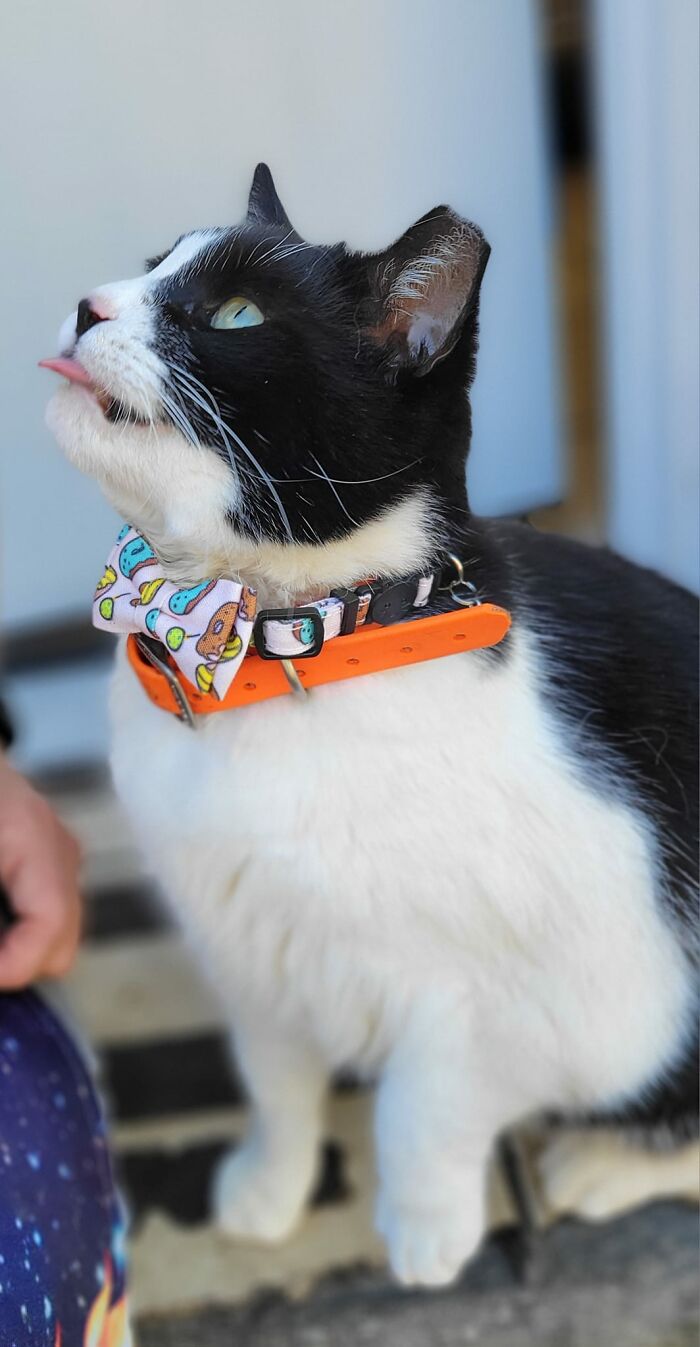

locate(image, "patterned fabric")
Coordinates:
94 526 437 699
93 525 257 701
256 593 368 657
0 992 132 1345
255 574 435 657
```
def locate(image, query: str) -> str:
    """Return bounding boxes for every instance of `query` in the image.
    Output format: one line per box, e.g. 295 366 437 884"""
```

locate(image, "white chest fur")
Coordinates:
110 625 691 1119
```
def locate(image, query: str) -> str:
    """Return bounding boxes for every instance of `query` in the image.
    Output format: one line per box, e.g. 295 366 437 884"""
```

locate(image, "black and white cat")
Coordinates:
45 165 698 1286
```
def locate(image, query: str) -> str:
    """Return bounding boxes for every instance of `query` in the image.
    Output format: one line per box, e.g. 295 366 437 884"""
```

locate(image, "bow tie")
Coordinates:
92 525 257 700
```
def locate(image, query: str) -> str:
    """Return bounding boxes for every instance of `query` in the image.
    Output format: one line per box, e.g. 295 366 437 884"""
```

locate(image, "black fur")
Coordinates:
145 166 698 1131
431 514 699 1132
500 523 699 1133
147 167 487 548
410 519 699 1135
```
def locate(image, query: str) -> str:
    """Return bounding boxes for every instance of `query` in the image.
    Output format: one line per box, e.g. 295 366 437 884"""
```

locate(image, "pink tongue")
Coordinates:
38 356 93 388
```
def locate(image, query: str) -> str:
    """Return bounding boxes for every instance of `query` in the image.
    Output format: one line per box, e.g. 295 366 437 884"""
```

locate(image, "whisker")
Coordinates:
168 363 293 542
272 458 423 486
161 385 200 446
299 511 322 545
170 371 260 537
166 362 229 422
169 368 243 477
250 228 296 269
294 248 331 288
308 452 360 528
260 241 314 268
243 232 275 268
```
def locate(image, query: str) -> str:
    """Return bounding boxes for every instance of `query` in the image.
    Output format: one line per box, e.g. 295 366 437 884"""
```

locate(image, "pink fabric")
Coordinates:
92 525 257 700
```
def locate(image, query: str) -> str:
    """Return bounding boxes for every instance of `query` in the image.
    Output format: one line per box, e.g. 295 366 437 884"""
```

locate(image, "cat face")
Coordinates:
44 164 489 560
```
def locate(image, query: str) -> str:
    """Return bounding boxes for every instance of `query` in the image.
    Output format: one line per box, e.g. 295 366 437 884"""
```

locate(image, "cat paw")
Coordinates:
213 1144 308 1244
376 1194 485 1287
538 1130 641 1222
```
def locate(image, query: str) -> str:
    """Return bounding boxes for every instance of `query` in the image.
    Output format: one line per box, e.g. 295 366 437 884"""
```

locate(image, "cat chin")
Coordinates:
46 382 139 473
45 383 241 565
45 383 439 594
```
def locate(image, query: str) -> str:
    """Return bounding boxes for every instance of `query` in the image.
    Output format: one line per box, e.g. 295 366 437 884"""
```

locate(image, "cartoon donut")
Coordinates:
168 579 217 616
356 591 372 625
238 585 257 622
166 626 185 651
130 578 164 607
119 537 156 580
195 601 239 661
219 634 242 663
195 664 220 698
94 564 117 598
292 616 318 647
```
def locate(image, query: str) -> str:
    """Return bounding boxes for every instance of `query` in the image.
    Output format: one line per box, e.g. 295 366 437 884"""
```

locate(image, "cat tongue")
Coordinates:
38 356 94 388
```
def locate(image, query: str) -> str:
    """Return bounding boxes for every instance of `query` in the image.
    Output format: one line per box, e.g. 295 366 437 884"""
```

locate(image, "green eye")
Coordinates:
210 297 264 330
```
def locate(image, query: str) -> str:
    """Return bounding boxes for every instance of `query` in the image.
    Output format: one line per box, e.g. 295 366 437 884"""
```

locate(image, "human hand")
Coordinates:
0 756 82 989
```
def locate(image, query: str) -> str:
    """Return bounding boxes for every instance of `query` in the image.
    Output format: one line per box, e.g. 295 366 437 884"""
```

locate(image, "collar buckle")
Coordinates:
367 577 421 626
329 587 360 635
254 606 325 660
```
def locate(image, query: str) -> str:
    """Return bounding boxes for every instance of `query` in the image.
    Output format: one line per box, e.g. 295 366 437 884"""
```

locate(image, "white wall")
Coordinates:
594 0 700 592
1 0 560 636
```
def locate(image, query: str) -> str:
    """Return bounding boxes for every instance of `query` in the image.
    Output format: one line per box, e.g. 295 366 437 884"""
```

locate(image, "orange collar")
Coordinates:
127 602 511 726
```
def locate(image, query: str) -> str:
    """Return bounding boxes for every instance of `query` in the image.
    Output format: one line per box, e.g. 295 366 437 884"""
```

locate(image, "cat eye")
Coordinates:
210 298 265 330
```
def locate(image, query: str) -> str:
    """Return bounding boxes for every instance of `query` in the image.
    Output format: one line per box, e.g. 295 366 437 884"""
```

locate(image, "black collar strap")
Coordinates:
253 557 480 661
253 571 439 660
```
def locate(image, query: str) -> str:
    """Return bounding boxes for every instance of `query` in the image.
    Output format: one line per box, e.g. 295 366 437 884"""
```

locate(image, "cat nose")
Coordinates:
76 298 112 338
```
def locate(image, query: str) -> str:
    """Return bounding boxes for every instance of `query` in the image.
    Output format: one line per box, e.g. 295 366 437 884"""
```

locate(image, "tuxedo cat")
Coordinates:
44 165 698 1286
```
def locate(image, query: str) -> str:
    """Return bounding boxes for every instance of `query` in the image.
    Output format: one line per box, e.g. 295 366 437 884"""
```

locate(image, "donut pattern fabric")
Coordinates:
93 525 258 701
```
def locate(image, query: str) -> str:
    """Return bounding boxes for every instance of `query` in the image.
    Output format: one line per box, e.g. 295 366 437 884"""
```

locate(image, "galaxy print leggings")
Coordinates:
0 992 131 1346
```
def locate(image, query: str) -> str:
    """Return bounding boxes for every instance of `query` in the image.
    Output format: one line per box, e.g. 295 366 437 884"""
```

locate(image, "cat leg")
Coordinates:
213 1016 328 1244
374 993 511 1287
538 1129 700 1221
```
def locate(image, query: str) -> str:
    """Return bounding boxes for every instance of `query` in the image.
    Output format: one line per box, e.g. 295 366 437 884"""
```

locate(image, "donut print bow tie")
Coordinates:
93 525 258 700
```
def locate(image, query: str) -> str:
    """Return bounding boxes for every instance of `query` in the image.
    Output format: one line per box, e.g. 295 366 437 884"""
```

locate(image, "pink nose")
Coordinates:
76 296 115 338
89 295 116 321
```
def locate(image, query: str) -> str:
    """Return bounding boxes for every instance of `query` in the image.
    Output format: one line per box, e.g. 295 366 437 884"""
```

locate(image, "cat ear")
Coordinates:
365 207 490 379
247 162 296 232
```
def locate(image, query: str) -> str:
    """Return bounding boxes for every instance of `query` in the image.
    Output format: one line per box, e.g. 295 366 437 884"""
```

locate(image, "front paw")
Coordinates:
213 1143 309 1245
376 1192 485 1288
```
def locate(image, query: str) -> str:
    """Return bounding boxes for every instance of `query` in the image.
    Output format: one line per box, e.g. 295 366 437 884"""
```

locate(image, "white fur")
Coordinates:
53 230 225 425
538 1130 700 1220
45 276 696 1288
47 381 437 605
106 623 692 1284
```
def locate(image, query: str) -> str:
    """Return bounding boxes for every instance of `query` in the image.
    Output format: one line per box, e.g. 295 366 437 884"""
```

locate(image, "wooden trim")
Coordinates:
3 616 114 675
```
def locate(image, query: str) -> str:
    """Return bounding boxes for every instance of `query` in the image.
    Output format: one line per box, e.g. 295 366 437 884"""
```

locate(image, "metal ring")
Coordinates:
449 580 479 608
446 553 465 583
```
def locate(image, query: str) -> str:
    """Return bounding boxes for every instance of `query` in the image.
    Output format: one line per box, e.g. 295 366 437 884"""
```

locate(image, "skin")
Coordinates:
0 754 82 989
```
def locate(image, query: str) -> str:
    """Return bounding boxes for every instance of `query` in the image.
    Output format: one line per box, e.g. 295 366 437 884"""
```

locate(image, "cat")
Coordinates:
43 164 698 1286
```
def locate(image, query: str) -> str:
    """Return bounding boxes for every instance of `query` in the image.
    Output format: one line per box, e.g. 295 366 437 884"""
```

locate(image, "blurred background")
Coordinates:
0 1 698 1343
2 0 699 773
